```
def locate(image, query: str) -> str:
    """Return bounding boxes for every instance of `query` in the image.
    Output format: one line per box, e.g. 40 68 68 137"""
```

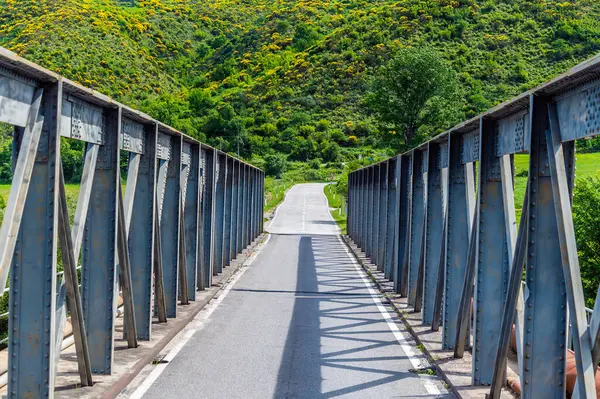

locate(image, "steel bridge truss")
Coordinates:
347 53 600 398
0 47 264 397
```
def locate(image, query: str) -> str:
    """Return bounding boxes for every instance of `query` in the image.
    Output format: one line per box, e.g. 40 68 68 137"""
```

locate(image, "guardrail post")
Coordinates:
129 123 157 339
408 150 427 308
378 162 388 272
81 106 119 373
423 141 448 324
8 81 59 397
442 131 477 350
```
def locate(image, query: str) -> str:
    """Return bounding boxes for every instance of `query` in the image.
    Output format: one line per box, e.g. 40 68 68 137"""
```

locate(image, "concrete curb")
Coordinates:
103 234 268 398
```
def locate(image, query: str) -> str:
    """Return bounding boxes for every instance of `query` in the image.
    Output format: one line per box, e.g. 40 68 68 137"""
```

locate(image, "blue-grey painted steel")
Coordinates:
396 155 411 296
9 82 60 397
213 154 226 275
472 118 510 384
384 159 397 280
160 134 181 318
224 157 234 268
81 107 119 374
183 142 200 301
243 164 250 248
442 133 475 350
377 162 388 272
371 165 380 266
129 124 156 340
0 46 265 397
237 163 244 254
202 149 216 289
362 168 366 249
423 142 446 325
522 96 569 398
231 161 239 259
408 150 426 307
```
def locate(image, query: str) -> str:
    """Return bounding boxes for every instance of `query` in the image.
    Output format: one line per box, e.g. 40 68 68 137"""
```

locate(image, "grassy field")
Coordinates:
324 183 347 234
513 153 600 220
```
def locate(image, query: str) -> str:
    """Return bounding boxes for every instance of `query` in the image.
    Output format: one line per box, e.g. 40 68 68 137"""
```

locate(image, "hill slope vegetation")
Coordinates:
1 0 600 164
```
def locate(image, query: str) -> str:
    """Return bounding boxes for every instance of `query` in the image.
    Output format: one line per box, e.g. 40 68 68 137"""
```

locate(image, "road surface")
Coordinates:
137 183 450 398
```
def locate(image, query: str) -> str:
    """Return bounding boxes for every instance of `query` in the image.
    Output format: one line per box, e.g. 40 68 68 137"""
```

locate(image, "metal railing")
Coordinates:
347 53 600 398
0 46 264 397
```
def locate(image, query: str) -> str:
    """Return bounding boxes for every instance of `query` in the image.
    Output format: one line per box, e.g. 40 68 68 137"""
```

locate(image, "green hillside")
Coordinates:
1 0 600 166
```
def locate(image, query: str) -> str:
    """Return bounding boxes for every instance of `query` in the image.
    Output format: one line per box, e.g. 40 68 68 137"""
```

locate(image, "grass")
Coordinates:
264 177 295 215
513 153 600 220
324 183 347 234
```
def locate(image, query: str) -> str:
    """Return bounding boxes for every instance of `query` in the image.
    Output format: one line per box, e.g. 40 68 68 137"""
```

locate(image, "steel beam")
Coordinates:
423 142 447 324
442 132 476 350
521 95 569 398
408 150 427 307
8 82 59 398
547 101 596 398
81 106 119 374
159 134 181 318
384 159 397 280
377 162 388 272
224 157 234 268
213 154 225 275
183 142 200 301
202 149 216 288
396 155 411 296
471 118 511 383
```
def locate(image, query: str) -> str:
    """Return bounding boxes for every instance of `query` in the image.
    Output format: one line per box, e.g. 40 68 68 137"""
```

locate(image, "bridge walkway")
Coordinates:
127 183 450 398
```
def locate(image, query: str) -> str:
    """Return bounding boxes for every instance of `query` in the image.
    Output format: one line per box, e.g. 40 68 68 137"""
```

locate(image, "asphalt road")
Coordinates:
141 183 450 398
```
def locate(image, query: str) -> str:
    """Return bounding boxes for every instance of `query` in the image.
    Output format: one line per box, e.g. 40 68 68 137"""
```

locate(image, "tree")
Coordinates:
264 153 288 178
367 47 463 150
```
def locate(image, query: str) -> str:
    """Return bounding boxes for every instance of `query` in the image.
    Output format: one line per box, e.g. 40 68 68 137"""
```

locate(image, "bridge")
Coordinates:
0 45 600 399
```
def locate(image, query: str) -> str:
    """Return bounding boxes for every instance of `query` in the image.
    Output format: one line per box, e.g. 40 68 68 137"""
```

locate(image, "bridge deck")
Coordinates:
126 183 450 398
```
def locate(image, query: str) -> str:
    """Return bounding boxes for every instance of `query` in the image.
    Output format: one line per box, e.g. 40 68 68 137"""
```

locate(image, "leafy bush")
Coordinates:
264 153 288 177
573 177 600 307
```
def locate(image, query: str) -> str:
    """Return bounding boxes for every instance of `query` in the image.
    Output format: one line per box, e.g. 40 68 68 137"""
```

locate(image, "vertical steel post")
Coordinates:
384 159 397 280
371 164 380 265
183 142 200 301
9 82 60 397
472 118 510 383
377 162 388 272
521 95 569 397
442 132 476 350
231 160 239 259
202 149 217 288
408 150 427 307
395 155 410 295
159 134 181 318
213 154 225 274
423 142 447 324
224 157 234 267
81 107 119 374
129 123 156 339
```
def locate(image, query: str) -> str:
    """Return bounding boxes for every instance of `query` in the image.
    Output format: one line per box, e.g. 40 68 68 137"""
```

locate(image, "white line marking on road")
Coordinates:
302 195 306 232
336 235 444 397
129 234 272 399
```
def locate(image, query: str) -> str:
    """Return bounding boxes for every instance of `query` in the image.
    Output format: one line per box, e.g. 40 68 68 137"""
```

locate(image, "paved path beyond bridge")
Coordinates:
135 183 450 398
